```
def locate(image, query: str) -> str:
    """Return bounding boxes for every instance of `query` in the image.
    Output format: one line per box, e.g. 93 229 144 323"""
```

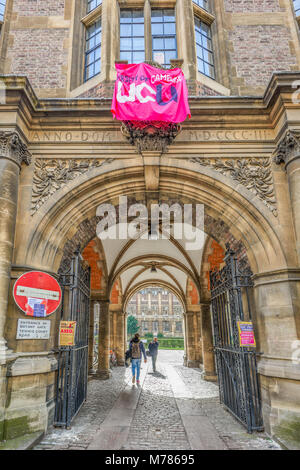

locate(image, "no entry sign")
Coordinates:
13 271 62 317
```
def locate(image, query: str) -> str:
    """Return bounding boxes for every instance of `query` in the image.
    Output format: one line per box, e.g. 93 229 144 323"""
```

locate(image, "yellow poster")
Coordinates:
59 321 76 346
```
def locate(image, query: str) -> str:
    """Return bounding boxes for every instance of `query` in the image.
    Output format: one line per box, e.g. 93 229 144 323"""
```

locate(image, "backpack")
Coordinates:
131 341 140 359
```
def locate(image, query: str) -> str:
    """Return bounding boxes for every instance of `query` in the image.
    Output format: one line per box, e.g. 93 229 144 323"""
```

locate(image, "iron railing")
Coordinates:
54 250 90 428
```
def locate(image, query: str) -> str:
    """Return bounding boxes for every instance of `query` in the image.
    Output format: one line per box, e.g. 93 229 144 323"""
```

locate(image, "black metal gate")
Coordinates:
210 248 263 433
54 250 91 428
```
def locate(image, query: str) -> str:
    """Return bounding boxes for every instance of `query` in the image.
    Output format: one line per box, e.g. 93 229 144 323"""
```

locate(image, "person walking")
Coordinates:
129 333 147 385
148 337 159 373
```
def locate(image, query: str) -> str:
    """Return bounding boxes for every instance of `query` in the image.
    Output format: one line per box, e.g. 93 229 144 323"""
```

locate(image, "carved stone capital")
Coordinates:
121 121 181 155
273 129 300 168
0 131 31 167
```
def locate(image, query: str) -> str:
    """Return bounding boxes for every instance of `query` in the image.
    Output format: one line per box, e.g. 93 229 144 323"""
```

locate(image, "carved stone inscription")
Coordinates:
28 129 274 144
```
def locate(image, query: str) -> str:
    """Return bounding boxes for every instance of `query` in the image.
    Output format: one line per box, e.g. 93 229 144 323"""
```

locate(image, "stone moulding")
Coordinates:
31 158 115 215
187 157 278 216
121 121 182 154
273 129 300 166
0 131 31 167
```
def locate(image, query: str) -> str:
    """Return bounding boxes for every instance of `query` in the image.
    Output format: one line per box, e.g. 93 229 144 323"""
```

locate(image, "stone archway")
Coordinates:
10 159 300 441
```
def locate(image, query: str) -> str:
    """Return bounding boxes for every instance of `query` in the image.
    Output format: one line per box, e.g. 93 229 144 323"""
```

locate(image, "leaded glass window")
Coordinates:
120 10 145 63
294 0 300 15
87 0 102 14
0 0 6 22
195 17 215 79
193 0 209 11
84 20 101 81
152 9 177 67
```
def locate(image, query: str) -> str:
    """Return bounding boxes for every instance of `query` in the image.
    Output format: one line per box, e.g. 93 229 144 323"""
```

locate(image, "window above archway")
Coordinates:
193 0 209 12
195 16 215 79
120 9 145 63
88 0 102 14
85 19 102 81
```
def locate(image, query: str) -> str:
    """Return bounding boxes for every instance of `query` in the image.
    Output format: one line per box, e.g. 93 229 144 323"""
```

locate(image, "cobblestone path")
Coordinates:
122 365 190 450
34 351 281 451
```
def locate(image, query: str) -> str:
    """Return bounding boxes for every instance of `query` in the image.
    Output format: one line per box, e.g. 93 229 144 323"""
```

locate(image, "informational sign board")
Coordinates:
59 321 77 346
13 271 62 317
237 321 256 347
16 319 51 340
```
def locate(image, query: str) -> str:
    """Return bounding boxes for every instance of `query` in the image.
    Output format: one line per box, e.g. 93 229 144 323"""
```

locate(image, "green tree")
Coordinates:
127 315 140 337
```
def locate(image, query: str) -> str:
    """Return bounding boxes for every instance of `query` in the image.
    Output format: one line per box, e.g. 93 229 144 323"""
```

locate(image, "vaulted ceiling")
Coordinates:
99 223 207 305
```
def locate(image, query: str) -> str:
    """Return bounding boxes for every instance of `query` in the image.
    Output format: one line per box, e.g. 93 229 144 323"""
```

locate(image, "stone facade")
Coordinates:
0 0 299 451
0 0 299 98
127 288 184 338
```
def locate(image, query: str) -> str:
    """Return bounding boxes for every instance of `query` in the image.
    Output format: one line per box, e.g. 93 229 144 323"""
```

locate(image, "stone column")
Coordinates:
183 314 188 366
253 271 300 447
200 303 217 381
176 0 197 79
171 320 176 338
115 312 125 365
97 300 111 379
109 310 114 351
102 0 120 81
88 300 95 372
158 291 162 315
144 0 152 61
274 130 300 263
197 311 204 365
158 319 163 335
124 313 128 350
0 132 31 358
0 131 31 440
185 312 197 367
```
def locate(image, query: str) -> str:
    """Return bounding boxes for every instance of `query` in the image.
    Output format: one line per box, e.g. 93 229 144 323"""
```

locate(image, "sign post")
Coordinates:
13 271 62 317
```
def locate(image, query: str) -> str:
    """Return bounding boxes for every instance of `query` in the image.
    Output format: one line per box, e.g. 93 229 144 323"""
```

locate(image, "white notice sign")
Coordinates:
17 319 51 340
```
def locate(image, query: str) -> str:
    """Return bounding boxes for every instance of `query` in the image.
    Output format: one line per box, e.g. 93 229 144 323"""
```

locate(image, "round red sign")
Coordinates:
13 271 62 317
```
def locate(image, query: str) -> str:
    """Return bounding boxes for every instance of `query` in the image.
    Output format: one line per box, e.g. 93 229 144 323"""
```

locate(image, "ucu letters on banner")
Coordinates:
111 63 191 123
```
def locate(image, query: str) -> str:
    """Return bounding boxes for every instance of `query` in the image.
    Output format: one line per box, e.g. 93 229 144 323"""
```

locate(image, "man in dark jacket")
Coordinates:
129 333 147 385
148 337 159 372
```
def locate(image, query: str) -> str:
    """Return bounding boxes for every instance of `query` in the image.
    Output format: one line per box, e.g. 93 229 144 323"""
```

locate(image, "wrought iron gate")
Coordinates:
54 250 91 428
210 248 263 433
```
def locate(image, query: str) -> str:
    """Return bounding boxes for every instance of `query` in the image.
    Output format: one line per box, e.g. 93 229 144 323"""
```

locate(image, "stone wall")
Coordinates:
223 0 284 13
2 0 71 97
228 25 297 91
220 0 300 94
6 27 69 90
12 0 66 16
0 0 299 98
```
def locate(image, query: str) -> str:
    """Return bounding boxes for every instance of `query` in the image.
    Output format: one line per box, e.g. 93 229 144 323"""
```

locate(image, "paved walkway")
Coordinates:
34 351 281 450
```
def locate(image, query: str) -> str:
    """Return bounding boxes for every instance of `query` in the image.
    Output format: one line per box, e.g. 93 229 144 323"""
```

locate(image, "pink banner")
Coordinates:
111 63 191 123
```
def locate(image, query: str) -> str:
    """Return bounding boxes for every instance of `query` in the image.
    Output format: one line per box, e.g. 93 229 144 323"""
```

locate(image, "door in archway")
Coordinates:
54 250 91 428
210 249 263 433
